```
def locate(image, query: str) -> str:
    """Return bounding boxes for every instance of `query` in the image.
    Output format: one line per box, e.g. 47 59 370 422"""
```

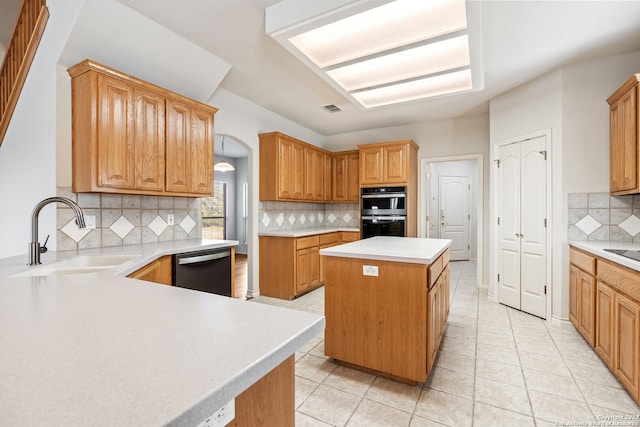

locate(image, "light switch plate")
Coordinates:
363 265 379 276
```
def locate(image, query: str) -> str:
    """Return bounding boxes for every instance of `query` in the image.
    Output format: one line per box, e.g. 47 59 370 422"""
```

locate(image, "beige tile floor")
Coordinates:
251 261 640 426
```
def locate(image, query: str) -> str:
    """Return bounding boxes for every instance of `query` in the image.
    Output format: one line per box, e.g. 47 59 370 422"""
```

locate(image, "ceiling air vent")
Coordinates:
322 104 342 113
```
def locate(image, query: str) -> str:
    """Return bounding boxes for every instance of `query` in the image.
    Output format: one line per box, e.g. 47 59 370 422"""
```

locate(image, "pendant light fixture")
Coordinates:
214 135 235 172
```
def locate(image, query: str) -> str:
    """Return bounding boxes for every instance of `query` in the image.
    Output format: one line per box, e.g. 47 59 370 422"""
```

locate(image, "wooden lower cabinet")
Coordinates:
615 293 640 398
596 281 615 368
127 255 172 285
231 356 294 427
324 250 449 383
570 245 640 404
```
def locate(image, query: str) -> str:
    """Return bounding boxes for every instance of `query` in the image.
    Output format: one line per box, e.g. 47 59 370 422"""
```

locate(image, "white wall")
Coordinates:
489 50 640 321
428 160 478 259
234 157 248 255
325 114 491 286
0 0 84 259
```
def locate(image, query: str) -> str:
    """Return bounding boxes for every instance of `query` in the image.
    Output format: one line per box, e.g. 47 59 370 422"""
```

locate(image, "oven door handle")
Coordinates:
361 194 406 199
177 250 231 265
362 216 406 220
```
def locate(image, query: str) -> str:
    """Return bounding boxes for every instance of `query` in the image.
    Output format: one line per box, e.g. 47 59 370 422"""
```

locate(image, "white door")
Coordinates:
497 136 547 318
439 175 470 261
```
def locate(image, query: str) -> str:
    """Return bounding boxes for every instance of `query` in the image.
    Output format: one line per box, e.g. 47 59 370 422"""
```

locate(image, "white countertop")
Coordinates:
0 240 324 426
320 236 452 264
259 227 359 238
570 241 640 272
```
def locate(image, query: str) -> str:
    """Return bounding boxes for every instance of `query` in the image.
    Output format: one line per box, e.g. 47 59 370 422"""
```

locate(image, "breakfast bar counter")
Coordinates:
0 240 324 426
320 237 451 383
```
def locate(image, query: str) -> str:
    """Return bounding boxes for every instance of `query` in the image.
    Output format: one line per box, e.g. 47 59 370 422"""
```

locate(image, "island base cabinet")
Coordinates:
615 293 640 399
231 355 294 427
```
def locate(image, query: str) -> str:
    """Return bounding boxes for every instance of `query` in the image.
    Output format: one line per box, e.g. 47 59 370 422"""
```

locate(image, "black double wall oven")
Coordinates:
361 186 407 239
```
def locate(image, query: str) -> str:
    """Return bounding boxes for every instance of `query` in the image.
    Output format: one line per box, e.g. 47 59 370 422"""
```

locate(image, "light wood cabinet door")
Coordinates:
426 276 441 375
347 152 360 201
128 255 172 285
615 292 640 398
608 75 639 195
276 137 295 199
190 108 214 194
578 270 596 346
292 142 305 200
596 280 615 369
165 99 214 195
332 153 349 201
97 74 135 189
569 265 579 327
134 87 165 191
304 148 323 201
359 146 384 185
383 143 408 183
323 152 333 201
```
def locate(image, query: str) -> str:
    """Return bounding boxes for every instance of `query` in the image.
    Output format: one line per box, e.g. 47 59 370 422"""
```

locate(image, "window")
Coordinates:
201 181 226 239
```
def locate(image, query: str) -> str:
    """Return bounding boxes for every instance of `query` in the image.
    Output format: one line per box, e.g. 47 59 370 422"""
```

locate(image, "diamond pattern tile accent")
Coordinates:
309 213 316 224
620 214 640 237
110 216 134 239
148 215 168 236
261 213 271 228
276 213 284 226
575 214 601 236
327 213 337 224
288 214 296 225
180 215 196 234
61 218 91 243
343 213 352 223
300 214 306 225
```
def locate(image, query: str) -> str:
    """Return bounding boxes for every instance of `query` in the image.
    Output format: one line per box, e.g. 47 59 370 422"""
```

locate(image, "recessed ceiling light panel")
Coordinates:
352 69 473 109
326 35 470 92
288 0 467 68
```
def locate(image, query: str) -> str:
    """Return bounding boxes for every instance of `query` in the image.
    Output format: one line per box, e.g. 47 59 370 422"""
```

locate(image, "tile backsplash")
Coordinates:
568 192 640 242
259 202 359 233
56 187 201 251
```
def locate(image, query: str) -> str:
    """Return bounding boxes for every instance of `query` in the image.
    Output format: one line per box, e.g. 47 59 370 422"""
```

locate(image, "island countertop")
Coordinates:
0 239 324 426
320 236 452 264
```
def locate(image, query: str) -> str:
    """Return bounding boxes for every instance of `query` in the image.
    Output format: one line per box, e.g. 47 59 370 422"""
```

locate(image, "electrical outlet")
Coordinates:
363 265 379 277
85 215 96 230
196 400 235 427
167 214 175 225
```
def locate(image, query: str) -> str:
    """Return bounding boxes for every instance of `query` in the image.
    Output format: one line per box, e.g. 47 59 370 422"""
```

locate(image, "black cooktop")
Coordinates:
604 248 640 262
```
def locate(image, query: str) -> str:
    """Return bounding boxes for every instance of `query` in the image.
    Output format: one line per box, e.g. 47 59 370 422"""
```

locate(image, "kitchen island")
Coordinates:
0 240 324 426
320 236 451 383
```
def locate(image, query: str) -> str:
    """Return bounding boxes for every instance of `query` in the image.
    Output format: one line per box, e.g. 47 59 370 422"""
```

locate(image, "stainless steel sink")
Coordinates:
12 255 141 277
604 249 640 262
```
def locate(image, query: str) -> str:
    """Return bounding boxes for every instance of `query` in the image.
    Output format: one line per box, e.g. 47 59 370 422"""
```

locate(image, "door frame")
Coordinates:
490 129 553 319
420 154 484 289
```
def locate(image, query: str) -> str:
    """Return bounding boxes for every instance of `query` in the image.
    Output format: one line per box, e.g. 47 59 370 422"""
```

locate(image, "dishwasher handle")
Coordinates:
177 250 231 265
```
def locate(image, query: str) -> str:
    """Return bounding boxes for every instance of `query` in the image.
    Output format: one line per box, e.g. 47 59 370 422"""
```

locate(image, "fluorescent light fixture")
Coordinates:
352 69 473 109
326 35 470 92
288 0 467 68
267 0 482 109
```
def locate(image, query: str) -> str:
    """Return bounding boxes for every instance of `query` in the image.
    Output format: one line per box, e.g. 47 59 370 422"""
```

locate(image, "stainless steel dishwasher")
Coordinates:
172 248 232 297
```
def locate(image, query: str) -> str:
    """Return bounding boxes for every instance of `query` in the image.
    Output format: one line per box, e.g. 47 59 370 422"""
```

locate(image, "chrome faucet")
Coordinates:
29 197 86 265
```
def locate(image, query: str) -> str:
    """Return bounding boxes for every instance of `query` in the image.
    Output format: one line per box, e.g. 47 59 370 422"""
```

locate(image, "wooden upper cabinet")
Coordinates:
259 131 330 202
332 150 359 202
608 74 640 195
97 74 136 189
165 99 214 195
323 152 333 202
358 140 418 186
68 59 217 197
134 88 165 192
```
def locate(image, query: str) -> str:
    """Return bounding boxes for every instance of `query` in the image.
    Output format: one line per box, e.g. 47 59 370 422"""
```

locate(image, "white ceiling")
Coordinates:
3 0 640 142
114 0 640 137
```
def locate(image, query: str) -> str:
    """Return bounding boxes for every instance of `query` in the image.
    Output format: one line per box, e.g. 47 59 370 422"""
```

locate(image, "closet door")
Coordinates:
497 137 548 318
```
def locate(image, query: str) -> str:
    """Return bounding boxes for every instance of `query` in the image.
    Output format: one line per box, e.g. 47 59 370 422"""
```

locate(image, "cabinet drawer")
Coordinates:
296 235 319 250
340 231 359 243
428 253 445 290
319 232 340 246
570 247 596 275
442 249 450 267
598 259 640 302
